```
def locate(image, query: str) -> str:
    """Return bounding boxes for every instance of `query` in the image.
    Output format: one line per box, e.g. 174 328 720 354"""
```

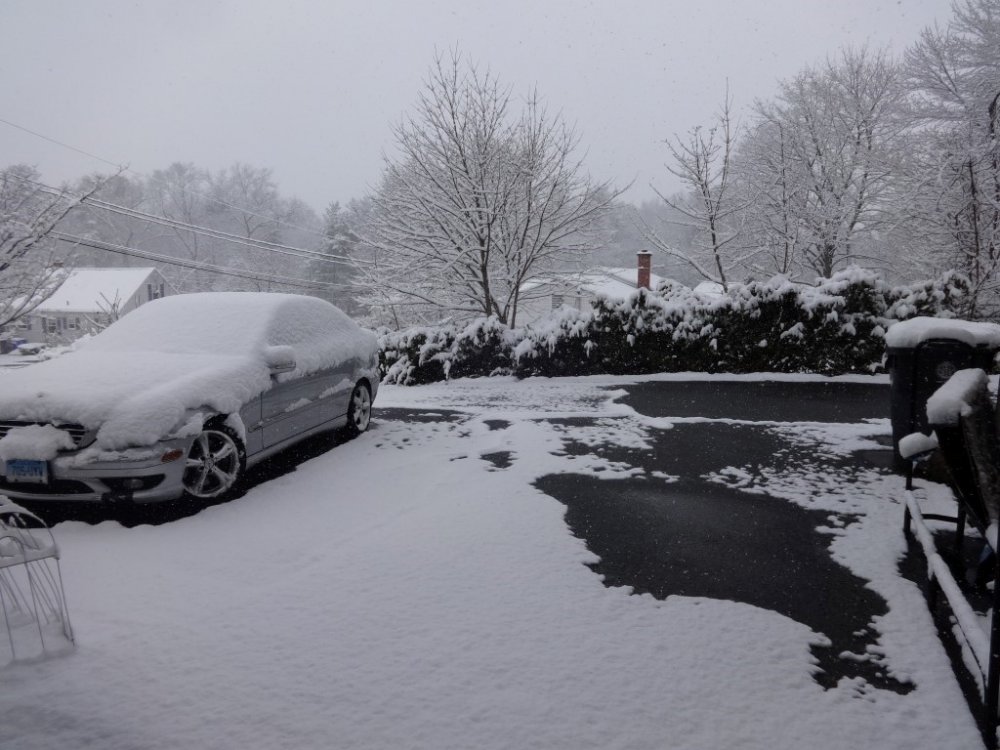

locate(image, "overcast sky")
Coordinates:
1 0 950 213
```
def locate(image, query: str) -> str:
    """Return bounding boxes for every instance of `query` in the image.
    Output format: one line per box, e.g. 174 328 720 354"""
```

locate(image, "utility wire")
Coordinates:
52 232 358 292
12 172 368 267
82 195 365 264
0 115 336 242
0 117 125 171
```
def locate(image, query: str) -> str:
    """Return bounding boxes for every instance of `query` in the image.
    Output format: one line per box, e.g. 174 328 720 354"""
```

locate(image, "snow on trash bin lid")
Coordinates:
885 316 1000 349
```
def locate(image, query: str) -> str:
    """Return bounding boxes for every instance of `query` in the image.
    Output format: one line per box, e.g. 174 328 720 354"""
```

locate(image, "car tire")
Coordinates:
181 422 246 500
344 381 372 438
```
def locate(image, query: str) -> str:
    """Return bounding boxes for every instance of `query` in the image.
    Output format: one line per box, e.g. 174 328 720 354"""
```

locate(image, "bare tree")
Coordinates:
735 117 806 278
360 52 621 327
645 88 748 291
747 47 903 279
206 164 319 292
900 0 1000 315
81 290 123 335
146 162 214 291
0 165 102 329
65 172 164 264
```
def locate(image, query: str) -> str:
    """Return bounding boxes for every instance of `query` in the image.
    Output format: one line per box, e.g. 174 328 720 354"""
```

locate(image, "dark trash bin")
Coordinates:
886 318 1000 471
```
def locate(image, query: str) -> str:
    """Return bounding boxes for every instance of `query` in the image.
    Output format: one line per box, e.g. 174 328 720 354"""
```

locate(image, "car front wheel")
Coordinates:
344 382 372 437
182 425 245 499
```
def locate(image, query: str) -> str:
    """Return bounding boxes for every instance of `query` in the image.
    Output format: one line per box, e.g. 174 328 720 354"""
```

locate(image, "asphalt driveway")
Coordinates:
11 374 983 749
536 379 896 690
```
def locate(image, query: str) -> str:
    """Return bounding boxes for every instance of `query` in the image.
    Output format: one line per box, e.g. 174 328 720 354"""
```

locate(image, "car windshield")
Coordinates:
83 292 286 356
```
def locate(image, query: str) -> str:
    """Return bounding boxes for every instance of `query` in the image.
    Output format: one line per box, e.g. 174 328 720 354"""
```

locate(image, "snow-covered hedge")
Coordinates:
378 268 974 384
379 317 517 385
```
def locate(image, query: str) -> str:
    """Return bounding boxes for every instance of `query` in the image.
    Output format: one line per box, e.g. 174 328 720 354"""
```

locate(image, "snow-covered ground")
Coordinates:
0 374 982 750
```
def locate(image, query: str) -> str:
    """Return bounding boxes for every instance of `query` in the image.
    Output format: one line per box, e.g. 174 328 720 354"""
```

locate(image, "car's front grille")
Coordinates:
0 421 89 449
0 477 94 495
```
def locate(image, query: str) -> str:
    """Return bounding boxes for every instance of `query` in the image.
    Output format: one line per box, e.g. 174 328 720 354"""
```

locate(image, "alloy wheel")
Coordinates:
182 429 242 499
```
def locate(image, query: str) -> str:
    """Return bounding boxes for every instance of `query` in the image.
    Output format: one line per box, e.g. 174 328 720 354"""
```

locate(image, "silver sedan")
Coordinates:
0 292 379 505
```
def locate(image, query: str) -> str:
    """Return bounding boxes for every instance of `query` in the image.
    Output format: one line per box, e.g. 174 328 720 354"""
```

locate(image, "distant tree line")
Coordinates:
647 0 1000 319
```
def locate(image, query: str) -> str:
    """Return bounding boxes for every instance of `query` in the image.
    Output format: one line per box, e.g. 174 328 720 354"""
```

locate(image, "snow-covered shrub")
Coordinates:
667 270 886 374
515 267 894 377
379 317 518 384
886 271 972 321
379 267 986 384
590 287 709 374
514 307 601 377
378 325 456 385
817 266 889 320
797 269 889 374
708 278 811 373
447 317 517 379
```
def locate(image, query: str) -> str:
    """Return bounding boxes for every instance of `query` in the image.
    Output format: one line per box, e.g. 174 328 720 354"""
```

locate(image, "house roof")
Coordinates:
522 267 667 300
35 267 160 313
692 281 747 299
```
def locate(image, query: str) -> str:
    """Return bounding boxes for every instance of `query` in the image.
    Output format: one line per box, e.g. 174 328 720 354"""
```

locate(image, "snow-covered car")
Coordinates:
0 292 379 505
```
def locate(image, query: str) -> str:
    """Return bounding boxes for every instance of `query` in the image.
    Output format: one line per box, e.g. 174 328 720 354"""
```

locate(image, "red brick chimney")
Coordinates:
637 251 652 290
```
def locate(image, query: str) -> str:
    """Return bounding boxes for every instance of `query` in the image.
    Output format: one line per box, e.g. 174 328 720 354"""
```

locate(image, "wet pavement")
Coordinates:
520 379 906 692
619 379 889 423
536 417 902 691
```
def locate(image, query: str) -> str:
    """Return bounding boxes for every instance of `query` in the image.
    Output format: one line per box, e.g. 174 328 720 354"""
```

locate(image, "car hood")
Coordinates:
0 350 271 450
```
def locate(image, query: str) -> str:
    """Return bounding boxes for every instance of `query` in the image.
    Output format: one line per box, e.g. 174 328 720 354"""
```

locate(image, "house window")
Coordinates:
146 281 166 301
551 294 564 311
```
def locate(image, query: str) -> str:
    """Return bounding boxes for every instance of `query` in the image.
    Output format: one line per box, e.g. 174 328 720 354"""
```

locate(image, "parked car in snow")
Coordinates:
0 292 379 504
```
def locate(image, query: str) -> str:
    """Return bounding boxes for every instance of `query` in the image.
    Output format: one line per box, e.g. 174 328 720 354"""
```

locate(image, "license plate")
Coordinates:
5 459 48 484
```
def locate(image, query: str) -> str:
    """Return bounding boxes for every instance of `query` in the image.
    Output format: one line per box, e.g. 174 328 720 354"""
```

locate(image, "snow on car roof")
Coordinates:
0 293 376 449
88 291 373 361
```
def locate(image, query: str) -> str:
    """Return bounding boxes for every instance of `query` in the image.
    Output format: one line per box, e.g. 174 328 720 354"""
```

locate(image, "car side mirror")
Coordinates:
264 345 297 376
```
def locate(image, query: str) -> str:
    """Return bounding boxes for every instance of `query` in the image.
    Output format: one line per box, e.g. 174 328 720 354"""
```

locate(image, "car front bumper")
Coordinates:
0 437 194 504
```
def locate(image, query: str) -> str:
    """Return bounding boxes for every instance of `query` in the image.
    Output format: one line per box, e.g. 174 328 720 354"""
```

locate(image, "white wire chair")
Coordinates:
0 498 74 665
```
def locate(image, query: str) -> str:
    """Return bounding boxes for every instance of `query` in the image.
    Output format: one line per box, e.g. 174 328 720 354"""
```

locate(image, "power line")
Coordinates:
52 232 359 292
11 171 368 267
79 193 360 265
0 114 336 242
0 117 125 171
84 195 363 264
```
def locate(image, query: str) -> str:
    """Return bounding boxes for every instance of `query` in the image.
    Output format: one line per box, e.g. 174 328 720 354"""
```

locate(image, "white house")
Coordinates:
517 254 665 327
13 267 176 343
